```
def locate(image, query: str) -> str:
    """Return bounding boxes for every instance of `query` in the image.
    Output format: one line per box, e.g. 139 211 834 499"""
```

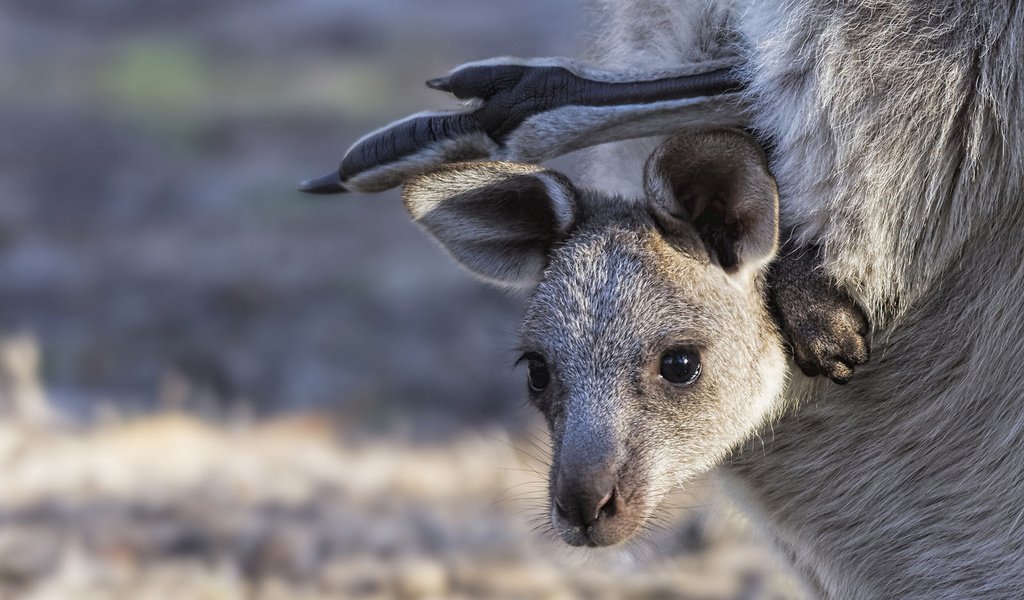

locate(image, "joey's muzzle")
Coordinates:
550 459 646 547
550 416 646 547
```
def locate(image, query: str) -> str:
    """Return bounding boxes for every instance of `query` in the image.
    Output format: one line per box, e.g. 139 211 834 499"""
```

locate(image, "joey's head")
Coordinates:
403 130 788 547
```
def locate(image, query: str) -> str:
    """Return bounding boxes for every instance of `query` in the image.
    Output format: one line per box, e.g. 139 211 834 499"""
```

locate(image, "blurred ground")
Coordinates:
0 1 802 598
1 0 581 426
0 412 801 600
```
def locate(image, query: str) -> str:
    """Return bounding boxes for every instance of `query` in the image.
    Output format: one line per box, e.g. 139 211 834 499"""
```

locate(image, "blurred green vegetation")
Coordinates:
98 39 211 117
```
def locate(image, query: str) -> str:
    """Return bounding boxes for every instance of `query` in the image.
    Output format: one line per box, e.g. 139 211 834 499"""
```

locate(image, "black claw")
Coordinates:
425 77 452 92
298 171 347 195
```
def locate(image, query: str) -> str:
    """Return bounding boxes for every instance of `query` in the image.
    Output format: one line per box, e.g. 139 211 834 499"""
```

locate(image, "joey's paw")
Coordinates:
782 297 870 384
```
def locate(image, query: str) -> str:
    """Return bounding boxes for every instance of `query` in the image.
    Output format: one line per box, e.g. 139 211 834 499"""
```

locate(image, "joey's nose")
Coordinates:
554 468 618 527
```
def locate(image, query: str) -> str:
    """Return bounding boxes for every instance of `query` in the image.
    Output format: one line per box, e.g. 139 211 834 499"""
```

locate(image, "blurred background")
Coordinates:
0 1 802 598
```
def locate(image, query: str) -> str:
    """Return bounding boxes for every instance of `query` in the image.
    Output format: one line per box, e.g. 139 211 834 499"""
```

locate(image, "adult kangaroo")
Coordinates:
303 1 1024 597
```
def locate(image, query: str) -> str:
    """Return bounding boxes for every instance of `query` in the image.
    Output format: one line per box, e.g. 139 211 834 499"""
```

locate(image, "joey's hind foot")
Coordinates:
769 245 870 384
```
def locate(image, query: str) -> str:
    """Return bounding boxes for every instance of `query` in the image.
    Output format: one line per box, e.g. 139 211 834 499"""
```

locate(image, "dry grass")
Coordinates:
0 413 803 600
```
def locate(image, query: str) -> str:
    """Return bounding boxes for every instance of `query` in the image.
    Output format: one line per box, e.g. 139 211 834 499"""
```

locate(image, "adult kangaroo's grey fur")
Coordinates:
577 1 1024 598
308 0 1024 597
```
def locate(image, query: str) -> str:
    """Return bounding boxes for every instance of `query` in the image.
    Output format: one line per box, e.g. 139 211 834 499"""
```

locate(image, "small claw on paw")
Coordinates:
825 361 855 385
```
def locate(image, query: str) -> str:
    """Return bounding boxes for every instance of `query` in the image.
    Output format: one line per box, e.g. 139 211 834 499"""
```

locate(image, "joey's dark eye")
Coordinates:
522 352 550 393
660 348 702 385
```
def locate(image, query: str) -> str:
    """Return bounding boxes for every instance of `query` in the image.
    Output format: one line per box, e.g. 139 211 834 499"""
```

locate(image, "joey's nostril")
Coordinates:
597 487 618 520
554 497 570 520
552 467 639 546
554 467 619 527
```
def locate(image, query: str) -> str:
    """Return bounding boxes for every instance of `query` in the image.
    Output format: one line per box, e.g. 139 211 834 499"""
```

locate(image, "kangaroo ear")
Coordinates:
403 162 577 287
643 130 779 279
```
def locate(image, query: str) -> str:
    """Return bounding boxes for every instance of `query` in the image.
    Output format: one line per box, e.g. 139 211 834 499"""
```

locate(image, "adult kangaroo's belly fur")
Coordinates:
717 1 1024 597
584 0 1024 596
725 231 1024 598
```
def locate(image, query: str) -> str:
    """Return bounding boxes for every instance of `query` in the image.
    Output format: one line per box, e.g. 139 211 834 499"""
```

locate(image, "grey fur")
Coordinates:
356 0 1022 596
577 0 1024 598
405 129 793 547
403 0 1023 596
